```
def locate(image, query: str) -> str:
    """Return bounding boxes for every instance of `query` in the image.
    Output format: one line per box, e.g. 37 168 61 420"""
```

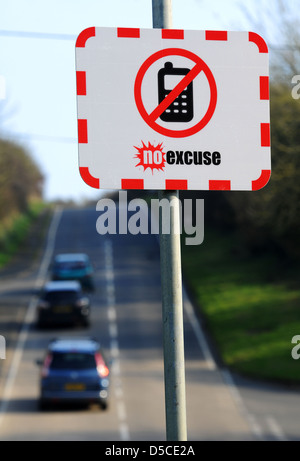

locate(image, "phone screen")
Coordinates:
164 74 183 90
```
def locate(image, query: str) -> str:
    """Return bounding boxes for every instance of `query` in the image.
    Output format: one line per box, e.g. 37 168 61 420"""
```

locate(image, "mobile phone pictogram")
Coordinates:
158 62 194 122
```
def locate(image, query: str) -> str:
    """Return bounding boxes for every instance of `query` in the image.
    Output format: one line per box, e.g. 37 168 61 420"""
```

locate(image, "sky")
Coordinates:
0 0 296 202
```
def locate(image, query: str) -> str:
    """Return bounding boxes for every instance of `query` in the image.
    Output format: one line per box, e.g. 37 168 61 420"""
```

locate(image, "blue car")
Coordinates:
36 280 91 328
51 253 95 292
36 337 110 410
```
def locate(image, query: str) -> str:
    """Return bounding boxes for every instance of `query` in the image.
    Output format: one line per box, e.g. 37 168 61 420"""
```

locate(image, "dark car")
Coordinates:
36 337 110 410
51 253 95 291
36 280 91 328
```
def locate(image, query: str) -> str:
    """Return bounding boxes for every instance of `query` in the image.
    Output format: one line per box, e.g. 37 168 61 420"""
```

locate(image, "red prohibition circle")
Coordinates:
134 48 217 138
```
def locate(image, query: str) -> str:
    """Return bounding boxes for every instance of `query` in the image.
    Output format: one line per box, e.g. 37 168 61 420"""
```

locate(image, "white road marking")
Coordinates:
222 368 264 440
184 284 287 441
0 207 63 427
266 415 287 441
183 293 216 370
104 239 130 441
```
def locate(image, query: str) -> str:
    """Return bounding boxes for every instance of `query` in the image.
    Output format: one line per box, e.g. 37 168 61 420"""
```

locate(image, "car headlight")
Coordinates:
38 301 50 310
75 297 90 308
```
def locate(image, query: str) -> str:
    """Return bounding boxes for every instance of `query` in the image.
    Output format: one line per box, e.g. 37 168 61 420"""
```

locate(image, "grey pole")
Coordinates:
152 0 187 441
152 0 173 29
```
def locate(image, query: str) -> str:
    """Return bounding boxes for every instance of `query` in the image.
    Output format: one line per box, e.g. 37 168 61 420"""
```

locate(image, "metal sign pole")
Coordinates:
152 0 187 442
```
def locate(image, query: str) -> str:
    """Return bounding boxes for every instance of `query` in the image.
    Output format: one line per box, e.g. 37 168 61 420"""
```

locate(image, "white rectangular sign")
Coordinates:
75 27 271 191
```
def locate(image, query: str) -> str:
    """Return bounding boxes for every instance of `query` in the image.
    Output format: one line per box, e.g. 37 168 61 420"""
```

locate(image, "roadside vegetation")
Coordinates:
0 199 50 267
181 2 300 385
181 225 300 385
0 137 48 268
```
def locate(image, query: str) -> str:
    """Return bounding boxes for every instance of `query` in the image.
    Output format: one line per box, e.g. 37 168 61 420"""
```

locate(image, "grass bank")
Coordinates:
181 227 300 385
0 200 51 268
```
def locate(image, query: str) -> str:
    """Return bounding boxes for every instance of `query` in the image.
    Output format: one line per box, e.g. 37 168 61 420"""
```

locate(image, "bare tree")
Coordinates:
240 0 300 81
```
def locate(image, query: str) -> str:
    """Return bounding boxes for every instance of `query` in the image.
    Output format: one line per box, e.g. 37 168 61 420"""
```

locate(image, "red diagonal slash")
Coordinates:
134 48 217 138
149 62 203 123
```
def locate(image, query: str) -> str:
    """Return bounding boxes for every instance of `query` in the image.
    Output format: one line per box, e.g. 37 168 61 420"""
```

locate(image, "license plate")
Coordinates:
53 305 72 313
65 383 86 391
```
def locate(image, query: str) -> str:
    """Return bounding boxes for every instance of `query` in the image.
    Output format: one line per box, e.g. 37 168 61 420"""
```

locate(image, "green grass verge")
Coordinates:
0 200 50 267
181 227 300 385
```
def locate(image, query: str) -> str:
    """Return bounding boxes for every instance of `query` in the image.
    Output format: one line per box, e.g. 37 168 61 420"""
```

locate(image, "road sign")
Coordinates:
75 27 271 191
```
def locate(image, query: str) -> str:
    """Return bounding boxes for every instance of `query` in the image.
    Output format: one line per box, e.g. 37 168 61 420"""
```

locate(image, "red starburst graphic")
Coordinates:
134 141 166 173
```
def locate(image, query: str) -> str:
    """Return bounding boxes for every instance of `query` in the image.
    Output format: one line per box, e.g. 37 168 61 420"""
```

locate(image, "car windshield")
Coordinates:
44 290 79 302
50 352 96 370
55 261 87 270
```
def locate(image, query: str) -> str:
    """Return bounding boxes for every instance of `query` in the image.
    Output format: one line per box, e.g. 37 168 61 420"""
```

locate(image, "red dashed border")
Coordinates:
260 76 269 100
252 170 271 191
79 167 99 189
122 179 144 189
261 123 270 147
76 71 86 96
248 32 268 53
78 119 88 144
117 28 140 38
205 31 228 41
76 28 270 191
209 180 231 191
166 179 187 190
162 29 184 40
76 27 96 48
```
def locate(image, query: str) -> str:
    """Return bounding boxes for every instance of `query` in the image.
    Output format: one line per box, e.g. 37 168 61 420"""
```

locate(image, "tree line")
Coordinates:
0 138 44 221
225 81 300 259
180 80 300 260
181 2 300 260
217 1 300 260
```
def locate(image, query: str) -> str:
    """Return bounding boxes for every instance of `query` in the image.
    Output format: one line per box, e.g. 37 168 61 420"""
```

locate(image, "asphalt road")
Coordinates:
0 205 299 442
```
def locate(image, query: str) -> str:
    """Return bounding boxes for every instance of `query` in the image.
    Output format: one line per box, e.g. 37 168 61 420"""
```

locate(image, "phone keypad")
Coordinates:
160 86 193 122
